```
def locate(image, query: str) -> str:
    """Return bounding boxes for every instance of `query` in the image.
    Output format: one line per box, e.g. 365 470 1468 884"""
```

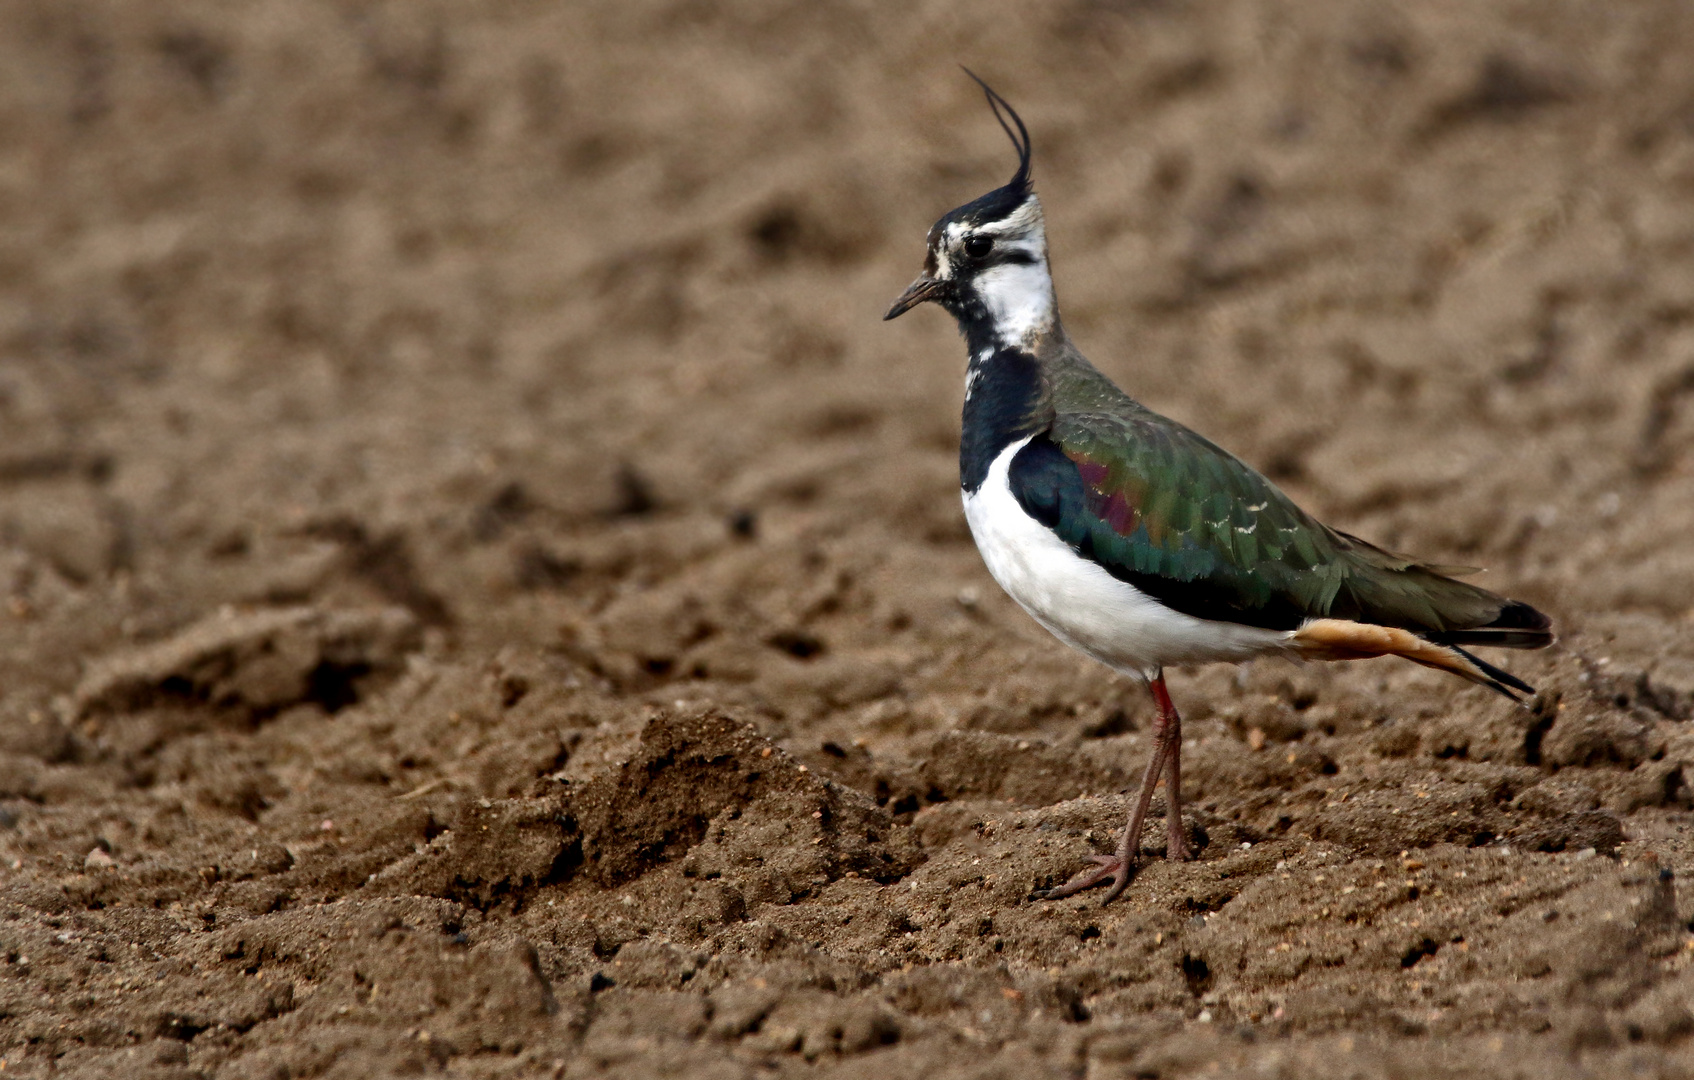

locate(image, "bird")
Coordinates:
884 72 1554 905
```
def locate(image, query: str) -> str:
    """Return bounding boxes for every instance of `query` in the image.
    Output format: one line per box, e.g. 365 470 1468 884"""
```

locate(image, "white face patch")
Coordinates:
974 256 1055 347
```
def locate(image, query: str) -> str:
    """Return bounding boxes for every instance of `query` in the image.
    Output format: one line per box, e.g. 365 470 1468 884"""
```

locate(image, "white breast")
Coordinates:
961 436 1293 680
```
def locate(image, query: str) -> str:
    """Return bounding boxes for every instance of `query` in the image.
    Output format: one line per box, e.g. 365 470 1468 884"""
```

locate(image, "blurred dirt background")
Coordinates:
4 1 1694 1076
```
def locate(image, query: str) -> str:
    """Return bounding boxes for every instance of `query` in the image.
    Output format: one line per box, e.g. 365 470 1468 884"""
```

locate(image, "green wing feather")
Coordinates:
1040 405 1511 634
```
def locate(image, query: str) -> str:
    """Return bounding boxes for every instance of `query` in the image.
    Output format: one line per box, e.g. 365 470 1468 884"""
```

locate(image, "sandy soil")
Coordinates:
4 1 1694 1076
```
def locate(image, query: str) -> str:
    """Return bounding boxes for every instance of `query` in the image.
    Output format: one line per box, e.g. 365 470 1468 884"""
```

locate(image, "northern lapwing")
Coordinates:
884 73 1554 904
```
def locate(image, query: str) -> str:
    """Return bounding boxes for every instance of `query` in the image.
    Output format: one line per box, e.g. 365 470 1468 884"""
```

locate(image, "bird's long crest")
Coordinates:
961 67 1030 198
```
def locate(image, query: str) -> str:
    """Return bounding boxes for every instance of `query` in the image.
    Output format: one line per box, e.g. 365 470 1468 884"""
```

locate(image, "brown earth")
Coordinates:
4 1 1694 1076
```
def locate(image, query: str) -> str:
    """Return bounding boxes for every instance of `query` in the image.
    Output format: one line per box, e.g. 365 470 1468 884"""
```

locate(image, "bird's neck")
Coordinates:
960 339 1052 495
949 213 1063 493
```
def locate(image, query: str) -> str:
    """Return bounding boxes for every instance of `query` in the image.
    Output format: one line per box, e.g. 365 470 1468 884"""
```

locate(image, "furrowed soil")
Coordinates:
5 2 1694 1077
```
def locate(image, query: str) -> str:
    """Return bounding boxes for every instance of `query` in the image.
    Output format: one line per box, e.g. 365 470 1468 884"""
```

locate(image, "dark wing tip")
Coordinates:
1492 599 1552 634
1427 599 1554 651
960 67 1031 196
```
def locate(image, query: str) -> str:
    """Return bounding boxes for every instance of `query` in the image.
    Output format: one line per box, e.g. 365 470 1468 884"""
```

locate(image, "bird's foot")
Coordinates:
1166 827 1194 862
1036 854 1136 905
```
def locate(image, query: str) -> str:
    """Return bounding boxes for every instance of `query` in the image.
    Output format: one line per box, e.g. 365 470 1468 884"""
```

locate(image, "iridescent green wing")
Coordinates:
1009 408 1506 632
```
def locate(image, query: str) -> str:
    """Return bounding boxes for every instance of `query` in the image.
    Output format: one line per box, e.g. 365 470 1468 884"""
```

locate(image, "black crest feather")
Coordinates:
961 67 1030 198
937 69 1033 228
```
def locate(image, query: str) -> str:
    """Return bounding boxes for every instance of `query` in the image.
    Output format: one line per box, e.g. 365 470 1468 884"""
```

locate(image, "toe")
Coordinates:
1039 855 1132 901
1099 867 1131 905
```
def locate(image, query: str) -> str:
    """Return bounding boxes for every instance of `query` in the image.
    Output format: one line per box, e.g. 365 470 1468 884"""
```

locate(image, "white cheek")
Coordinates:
975 258 1055 346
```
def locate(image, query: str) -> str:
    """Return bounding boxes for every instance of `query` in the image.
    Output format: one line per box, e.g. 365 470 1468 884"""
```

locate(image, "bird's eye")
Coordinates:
963 235 994 259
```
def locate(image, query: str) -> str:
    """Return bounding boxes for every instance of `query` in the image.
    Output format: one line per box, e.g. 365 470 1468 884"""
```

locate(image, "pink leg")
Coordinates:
1041 671 1190 904
1151 674 1193 862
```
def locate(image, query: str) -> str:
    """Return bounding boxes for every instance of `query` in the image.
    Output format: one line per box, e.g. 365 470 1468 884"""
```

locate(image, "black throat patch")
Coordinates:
960 345 1045 494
